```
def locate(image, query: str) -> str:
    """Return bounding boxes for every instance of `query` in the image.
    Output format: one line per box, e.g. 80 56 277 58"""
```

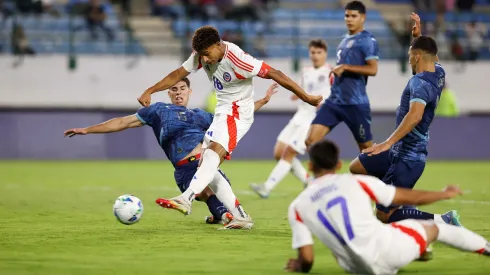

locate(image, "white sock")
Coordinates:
436 223 487 253
291 158 309 185
182 149 220 203
209 169 248 218
433 214 444 223
263 159 292 192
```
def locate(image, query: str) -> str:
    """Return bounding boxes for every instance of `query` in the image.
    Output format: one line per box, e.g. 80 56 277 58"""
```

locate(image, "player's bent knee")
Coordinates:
376 210 390 223
421 223 439 244
349 158 368 175
305 125 330 148
273 142 287 161
281 146 298 162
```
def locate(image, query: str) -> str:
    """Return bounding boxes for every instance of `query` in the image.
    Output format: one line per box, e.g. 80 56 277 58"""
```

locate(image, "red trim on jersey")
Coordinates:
295 209 303 223
227 115 238 153
257 62 271 78
197 58 203 70
227 51 253 72
234 70 245 80
232 101 239 119
391 223 427 256
476 248 485 254
357 180 378 203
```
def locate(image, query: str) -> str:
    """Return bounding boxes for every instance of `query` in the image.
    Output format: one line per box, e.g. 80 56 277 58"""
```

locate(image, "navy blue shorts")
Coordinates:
174 160 231 194
312 101 372 143
376 157 426 213
358 151 392 180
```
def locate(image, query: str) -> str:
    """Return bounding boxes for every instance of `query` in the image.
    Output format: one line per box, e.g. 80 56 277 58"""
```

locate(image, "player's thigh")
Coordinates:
377 220 428 272
276 122 297 159
306 102 340 145
280 123 310 157
342 104 373 144
351 151 392 179
204 114 252 156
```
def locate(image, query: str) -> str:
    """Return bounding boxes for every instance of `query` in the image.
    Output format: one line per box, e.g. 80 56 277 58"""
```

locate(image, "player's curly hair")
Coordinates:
192 26 221 53
308 140 339 172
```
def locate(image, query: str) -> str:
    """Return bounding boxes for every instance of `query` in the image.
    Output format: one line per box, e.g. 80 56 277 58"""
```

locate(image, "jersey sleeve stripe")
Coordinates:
391 223 427 257
410 98 427 105
135 113 147 125
357 180 378 203
227 51 254 72
197 58 203 70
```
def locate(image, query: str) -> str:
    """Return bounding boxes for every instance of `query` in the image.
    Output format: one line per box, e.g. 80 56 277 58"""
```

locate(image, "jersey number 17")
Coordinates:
317 196 355 245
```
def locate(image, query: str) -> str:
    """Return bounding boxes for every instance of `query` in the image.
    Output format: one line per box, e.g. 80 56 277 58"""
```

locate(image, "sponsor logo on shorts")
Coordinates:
223 72 232 82
207 131 213 137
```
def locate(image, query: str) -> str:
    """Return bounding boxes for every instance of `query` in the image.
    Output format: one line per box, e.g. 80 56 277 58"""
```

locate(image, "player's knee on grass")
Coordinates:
349 157 368 175
421 222 439 244
305 125 330 148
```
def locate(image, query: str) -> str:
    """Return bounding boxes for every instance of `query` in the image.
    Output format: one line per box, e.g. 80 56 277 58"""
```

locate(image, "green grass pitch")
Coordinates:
1 160 489 275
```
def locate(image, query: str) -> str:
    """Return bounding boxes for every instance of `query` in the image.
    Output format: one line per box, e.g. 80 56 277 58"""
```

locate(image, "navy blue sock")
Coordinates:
388 208 434 223
206 195 228 220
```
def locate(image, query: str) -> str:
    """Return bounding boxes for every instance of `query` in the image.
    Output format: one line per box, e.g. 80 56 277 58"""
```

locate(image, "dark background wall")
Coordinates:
0 110 488 160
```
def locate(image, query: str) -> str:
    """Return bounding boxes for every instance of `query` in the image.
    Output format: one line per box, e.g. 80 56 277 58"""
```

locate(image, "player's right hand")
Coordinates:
443 185 463 199
137 91 152 107
305 94 323 106
64 128 88 137
411 12 421 38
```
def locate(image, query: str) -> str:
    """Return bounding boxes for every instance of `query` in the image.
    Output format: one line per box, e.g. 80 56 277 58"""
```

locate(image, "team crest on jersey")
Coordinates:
346 40 355 48
223 72 232 82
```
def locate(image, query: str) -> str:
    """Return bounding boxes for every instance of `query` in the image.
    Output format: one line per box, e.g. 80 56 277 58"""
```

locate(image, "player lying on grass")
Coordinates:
138 26 322 229
349 15 459 230
285 140 489 274
64 77 278 228
250 39 332 199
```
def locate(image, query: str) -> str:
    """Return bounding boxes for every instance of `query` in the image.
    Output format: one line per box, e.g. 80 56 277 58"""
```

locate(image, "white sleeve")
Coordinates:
226 47 269 79
354 175 396 207
181 52 202 73
288 200 314 249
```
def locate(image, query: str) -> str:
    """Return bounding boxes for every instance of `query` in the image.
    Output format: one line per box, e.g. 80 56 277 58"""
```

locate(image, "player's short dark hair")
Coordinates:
308 140 339 172
181 77 190 88
345 1 366 14
308 39 328 51
192 26 221 53
411 35 438 56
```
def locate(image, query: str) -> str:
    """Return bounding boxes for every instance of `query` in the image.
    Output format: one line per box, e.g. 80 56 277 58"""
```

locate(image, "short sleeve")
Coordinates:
354 175 396 207
288 200 314 249
409 77 430 105
182 52 202 73
225 47 270 79
361 36 379 61
135 105 157 126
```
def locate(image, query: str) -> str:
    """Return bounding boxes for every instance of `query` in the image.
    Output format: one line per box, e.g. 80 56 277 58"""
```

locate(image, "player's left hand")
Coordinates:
411 12 421 38
284 258 300 272
263 83 279 103
330 65 345 78
362 141 392 156
64 128 88 137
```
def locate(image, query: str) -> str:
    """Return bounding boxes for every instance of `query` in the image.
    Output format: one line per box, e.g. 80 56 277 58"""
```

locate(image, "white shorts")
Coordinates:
277 121 311 155
370 220 428 275
203 113 252 154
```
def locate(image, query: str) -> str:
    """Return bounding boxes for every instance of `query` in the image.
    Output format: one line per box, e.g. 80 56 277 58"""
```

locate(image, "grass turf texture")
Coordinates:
1 161 489 275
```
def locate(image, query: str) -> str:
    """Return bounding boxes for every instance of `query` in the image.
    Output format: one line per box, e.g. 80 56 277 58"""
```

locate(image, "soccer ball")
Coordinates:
113 195 144 225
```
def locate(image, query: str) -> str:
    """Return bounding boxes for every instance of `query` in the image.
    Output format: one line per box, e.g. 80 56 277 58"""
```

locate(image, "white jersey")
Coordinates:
289 174 403 274
182 41 269 123
290 65 332 125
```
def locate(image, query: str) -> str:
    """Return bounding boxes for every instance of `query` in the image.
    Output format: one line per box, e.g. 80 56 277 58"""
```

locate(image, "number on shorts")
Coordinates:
213 76 223 91
317 196 354 245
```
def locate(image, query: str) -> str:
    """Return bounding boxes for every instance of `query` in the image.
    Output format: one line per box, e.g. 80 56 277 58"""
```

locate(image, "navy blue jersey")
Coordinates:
391 63 446 162
135 103 213 166
328 30 379 105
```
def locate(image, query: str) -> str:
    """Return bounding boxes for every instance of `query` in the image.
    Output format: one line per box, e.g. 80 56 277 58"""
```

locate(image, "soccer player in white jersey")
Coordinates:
250 39 332 198
285 140 489 274
137 26 322 229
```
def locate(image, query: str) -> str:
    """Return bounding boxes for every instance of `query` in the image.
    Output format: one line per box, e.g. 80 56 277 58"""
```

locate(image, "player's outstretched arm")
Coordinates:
265 67 322 107
64 115 143 137
392 185 463 206
254 83 278 111
138 67 190 107
363 101 424 155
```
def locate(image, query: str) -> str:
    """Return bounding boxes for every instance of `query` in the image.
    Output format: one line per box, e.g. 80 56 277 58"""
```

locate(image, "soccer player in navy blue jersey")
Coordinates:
359 35 463 229
64 78 278 229
305 1 379 152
